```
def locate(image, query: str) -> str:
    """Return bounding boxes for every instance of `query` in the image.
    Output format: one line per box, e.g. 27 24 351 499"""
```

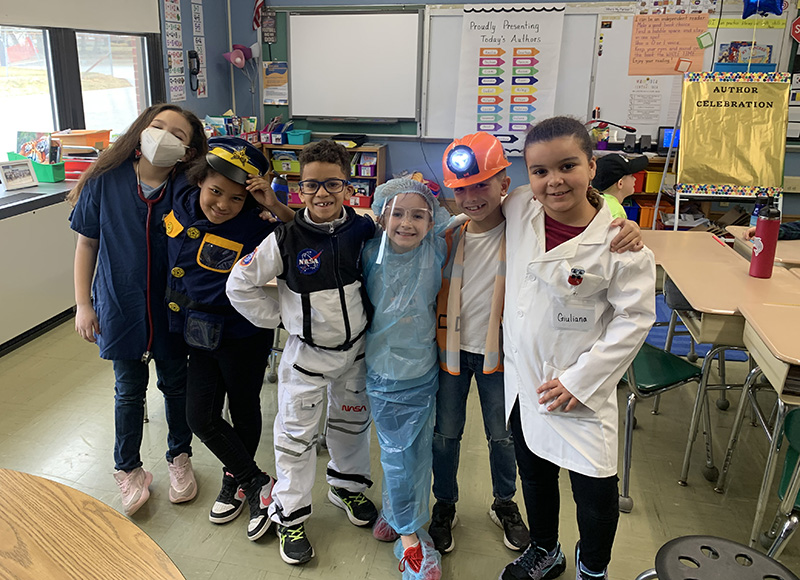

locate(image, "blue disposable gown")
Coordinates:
70 160 187 360
362 230 446 536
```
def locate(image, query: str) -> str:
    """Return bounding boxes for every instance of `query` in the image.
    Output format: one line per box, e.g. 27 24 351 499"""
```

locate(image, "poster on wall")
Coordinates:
196 71 207 99
165 22 182 49
164 0 181 23
263 61 289 105
170 76 186 102
167 50 184 76
193 36 206 67
453 4 566 156
192 4 204 36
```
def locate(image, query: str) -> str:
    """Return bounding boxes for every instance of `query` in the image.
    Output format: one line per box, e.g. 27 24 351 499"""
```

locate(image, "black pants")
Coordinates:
185 329 273 485
510 401 619 572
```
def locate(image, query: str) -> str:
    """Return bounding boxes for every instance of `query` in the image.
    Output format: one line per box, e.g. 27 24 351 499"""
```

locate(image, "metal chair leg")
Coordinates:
715 367 762 493
651 394 661 415
679 346 719 485
634 570 658 580
664 310 678 352
766 513 800 560
716 352 730 410
620 390 636 513
143 399 149 423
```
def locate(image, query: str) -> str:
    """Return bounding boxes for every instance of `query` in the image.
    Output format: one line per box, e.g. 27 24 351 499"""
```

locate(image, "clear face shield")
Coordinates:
375 194 436 266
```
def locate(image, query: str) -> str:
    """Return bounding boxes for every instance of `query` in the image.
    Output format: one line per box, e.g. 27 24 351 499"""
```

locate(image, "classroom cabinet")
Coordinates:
261 143 387 209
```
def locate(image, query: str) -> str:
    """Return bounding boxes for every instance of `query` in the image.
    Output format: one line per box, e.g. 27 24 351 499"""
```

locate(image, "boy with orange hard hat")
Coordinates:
430 132 643 556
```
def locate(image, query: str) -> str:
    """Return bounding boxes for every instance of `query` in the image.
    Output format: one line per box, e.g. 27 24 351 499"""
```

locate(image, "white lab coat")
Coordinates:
503 191 656 478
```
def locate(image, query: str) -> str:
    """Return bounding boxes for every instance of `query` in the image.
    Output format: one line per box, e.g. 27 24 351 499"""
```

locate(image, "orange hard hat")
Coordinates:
442 132 511 188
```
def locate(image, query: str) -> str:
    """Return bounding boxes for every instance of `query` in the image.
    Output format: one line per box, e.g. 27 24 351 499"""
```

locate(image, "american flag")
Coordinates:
252 0 264 30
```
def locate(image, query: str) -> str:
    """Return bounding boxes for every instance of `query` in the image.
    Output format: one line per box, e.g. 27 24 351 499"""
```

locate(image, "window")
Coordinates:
76 32 149 138
0 26 56 157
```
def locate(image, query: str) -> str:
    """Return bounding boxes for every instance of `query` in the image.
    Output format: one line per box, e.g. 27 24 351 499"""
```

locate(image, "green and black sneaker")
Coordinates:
327 485 378 526
276 523 314 565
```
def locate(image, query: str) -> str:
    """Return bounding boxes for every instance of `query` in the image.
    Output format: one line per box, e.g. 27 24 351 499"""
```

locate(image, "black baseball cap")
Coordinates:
592 154 648 191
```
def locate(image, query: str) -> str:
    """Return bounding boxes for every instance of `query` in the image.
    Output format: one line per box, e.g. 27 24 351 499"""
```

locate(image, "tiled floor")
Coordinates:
0 320 798 579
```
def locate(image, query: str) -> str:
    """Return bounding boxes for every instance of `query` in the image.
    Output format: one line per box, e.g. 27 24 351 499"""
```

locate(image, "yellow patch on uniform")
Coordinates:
187 227 201 239
164 210 184 238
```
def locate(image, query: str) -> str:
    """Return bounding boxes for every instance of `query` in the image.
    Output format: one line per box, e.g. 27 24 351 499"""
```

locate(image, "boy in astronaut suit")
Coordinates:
227 140 378 566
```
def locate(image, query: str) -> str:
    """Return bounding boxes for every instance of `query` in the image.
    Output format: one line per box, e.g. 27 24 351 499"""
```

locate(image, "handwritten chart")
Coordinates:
629 13 709 75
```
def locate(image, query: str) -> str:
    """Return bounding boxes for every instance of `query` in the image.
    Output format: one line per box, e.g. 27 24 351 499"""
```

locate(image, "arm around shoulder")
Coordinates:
226 232 284 329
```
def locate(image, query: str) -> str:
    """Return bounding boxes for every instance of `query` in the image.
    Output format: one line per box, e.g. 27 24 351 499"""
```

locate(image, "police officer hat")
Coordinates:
206 136 269 185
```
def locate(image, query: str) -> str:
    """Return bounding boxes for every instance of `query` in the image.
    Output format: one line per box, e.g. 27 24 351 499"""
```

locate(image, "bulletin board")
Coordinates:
423 2 790 140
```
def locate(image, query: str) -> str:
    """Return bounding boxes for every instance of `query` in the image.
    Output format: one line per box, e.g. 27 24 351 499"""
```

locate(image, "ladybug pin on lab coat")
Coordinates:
568 267 585 286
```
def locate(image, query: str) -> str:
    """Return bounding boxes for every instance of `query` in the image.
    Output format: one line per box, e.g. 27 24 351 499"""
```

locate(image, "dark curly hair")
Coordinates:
298 139 351 180
524 116 601 209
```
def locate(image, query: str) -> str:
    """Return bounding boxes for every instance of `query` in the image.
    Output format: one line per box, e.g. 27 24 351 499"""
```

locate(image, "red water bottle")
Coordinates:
749 196 781 279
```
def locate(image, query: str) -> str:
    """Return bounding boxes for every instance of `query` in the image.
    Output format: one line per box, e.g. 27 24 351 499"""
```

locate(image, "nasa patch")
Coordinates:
240 248 257 266
297 248 323 275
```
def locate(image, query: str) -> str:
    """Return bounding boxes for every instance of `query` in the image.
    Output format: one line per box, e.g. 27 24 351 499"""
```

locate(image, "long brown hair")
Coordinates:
524 116 602 209
67 103 207 206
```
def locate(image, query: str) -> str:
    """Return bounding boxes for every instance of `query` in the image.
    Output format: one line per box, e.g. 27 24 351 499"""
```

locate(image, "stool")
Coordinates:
634 535 798 580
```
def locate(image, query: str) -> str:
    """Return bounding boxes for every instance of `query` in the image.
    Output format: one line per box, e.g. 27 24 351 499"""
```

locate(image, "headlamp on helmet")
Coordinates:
446 145 480 180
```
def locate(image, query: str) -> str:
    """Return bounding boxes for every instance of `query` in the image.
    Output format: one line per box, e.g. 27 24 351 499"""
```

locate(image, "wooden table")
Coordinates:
726 225 800 269
641 230 733 267
0 469 185 580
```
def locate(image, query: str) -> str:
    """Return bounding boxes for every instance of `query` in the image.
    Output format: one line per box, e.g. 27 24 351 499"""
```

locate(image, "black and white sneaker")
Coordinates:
209 471 245 524
489 499 530 551
428 501 458 554
244 473 276 541
500 543 566 580
276 523 314 565
327 485 378 527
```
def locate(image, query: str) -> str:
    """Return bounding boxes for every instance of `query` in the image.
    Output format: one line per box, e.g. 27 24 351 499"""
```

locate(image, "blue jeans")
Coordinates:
432 351 517 504
113 358 193 472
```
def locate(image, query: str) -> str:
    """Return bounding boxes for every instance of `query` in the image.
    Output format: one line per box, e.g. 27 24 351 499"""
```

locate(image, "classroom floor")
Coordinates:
0 321 798 579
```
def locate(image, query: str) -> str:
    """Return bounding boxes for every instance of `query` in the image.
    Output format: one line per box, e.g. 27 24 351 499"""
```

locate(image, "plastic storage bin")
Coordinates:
638 199 674 228
632 171 646 193
272 159 300 174
7 152 65 182
52 129 110 151
623 200 640 222
287 130 311 145
346 195 372 208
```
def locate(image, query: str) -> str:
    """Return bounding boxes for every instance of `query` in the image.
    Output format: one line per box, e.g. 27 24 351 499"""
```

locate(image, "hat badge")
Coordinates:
230 147 250 166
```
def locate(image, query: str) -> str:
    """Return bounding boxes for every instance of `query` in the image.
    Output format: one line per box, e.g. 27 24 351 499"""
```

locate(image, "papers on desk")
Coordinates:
659 211 709 228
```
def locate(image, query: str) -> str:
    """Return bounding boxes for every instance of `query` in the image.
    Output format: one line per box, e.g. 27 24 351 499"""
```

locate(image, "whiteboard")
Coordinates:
424 6 597 139
288 12 422 120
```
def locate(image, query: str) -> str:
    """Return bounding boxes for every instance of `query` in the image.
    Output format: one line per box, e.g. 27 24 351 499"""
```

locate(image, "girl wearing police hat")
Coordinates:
165 136 294 541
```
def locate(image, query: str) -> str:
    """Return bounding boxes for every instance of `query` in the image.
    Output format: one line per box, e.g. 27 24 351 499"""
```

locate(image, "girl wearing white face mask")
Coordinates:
68 104 207 517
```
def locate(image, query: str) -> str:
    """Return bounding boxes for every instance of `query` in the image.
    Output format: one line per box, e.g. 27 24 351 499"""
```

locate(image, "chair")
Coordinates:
764 408 800 559
634 535 798 580
619 342 702 513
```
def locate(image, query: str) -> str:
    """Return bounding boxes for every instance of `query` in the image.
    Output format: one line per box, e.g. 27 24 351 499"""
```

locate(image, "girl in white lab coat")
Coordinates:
499 117 656 580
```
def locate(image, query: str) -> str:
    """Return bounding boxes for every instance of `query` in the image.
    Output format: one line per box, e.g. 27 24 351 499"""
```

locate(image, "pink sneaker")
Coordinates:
373 512 400 542
167 453 197 503
114 467 153 516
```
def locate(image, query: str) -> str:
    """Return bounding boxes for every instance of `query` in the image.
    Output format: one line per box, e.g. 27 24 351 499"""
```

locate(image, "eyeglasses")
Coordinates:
383 207 432 223
298 178 349 195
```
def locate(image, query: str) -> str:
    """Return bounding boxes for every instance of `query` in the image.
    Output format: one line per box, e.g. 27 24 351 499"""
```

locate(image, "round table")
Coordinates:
0 469 185 579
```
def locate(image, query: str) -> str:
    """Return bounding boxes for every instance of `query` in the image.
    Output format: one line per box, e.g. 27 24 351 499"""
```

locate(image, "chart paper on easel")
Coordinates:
453 3 565 156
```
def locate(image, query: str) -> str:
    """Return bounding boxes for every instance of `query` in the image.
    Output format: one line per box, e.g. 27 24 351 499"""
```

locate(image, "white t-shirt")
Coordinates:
459 221 505 354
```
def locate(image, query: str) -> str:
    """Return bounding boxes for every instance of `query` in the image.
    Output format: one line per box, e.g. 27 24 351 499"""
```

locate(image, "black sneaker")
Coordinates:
489 499 531 551
499 543 566 580
428 501 458 554
575 542 608 580
244 473 276 541
276 523 314 565
327 486 378 526
209 471 245 524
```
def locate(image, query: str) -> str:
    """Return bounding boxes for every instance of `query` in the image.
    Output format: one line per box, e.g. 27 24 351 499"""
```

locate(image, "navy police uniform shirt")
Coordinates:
165 181 278 342
69 159 187 360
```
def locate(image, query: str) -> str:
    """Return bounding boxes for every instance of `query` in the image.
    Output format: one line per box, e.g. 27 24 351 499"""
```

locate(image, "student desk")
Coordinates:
641 230 800 486
726 225 800 269
0 469 185 579
713 303 800 549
